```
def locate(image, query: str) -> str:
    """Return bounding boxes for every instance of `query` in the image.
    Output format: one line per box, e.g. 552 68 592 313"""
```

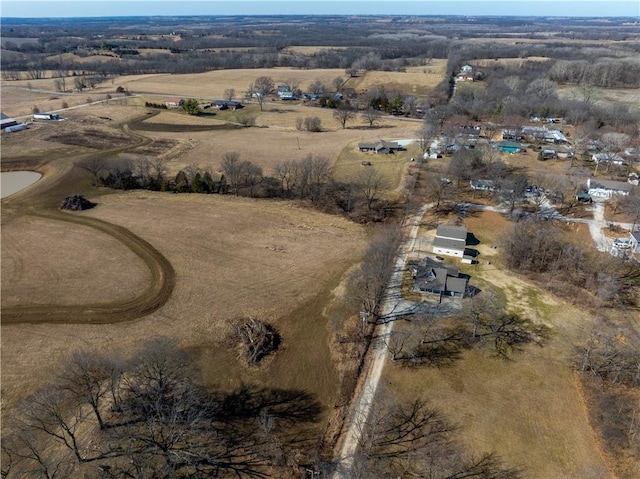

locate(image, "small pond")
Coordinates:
1 171 43 199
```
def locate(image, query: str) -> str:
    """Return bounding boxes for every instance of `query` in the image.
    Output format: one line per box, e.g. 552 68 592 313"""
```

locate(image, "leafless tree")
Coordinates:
241 161 263 197
333 103 356 129
56 350 115 430
224 88 236 101
77 157 107 186
362 106 382 128
17 389 88 463
350 225 402 318
221 151 243 195
273 160 298 196
248 76 274 111
357 168 386 210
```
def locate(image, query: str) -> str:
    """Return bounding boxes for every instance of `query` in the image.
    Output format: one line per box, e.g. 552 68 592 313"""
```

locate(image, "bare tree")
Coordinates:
248 76 274 111
362 106 382 128
224 88 236 101
56 351 114 430
333 103 356 129
221 151 243 195
273 160 298 196
77 157 106 186
357 168 386 210
17 389 88 463
241 161 263 197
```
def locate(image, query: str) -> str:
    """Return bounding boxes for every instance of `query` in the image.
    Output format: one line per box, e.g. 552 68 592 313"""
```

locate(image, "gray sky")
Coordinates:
2 1 639 18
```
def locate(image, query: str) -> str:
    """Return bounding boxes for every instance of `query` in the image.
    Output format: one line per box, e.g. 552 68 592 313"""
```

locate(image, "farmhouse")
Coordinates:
358 140 400 155
587 178 635 198
163 97 184 108
408 258 468 297
433 224 467 258
212 100 243 110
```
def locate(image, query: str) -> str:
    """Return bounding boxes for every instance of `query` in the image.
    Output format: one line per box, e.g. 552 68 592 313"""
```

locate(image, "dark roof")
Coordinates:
358 140 400 151
433 237 465 251
409 258 468 295
436 224 467 241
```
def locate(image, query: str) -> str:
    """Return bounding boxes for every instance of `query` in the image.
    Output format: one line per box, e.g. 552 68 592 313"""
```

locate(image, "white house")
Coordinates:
461 64 473 74
592 153 626 166
587 178 635 198
433 224 467 258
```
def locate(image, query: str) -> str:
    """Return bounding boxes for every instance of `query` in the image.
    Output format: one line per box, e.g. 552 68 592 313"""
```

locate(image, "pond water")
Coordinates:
1 171 43 199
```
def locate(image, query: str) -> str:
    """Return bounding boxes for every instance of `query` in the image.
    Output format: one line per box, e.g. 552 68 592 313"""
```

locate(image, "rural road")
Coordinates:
331 202 433 479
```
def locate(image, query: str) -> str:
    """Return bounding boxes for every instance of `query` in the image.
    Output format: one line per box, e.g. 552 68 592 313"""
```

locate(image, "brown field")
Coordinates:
392 210 613 478
1 192 366 412
1 215 151 306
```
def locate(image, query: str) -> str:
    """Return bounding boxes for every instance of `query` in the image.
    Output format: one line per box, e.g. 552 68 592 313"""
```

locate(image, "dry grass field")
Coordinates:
1 215 151 306
389 210 614 478
1 192 366 414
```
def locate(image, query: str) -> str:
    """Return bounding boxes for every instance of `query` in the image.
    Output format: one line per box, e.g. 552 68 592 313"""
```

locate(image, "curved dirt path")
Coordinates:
1 113 176 324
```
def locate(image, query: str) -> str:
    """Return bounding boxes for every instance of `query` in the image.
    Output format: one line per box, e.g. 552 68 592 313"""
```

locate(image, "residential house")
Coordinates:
469 179 496 191
543 129 568 144
501 129 524 141
592 153 627 166
628 173 639 186
163 98 184 108
433 224 467 258
460 64 473 74
408 258 468 298
541 149 558 160
358 140 400 155
587 178 636 198
455 73 474 82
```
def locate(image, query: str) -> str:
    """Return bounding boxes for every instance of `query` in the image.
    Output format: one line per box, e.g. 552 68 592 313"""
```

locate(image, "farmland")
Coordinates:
2 12 640 479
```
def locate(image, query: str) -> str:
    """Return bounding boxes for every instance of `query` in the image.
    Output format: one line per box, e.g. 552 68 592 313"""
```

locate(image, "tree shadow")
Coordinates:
215 385 323 425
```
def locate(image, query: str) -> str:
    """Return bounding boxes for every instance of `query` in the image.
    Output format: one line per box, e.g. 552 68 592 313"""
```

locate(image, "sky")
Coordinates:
1 1 639 18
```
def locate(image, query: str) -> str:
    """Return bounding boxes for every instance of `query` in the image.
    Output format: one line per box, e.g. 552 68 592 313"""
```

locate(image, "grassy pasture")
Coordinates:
1 215 151 307
1 192 366 412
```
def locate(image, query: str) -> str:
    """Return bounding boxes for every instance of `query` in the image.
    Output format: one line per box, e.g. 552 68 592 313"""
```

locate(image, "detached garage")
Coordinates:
433 225 467 258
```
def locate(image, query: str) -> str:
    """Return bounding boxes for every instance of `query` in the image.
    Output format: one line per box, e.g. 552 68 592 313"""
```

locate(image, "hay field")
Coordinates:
389 210 612 478
1 192 366 410
128 108 420 180
1 215 151 306
104 68 355 99
350 61 447 96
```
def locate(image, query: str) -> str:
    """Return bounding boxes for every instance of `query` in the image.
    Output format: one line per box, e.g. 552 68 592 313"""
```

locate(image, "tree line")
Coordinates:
78 153 397 223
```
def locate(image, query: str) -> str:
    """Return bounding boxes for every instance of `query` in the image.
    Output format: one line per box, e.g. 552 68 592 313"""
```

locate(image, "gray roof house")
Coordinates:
358 140 400 155
433 224 467 258
587 178 636 198
408 258 468 297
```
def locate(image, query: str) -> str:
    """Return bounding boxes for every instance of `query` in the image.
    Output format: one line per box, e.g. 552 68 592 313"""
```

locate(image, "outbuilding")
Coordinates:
433 224 467 258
